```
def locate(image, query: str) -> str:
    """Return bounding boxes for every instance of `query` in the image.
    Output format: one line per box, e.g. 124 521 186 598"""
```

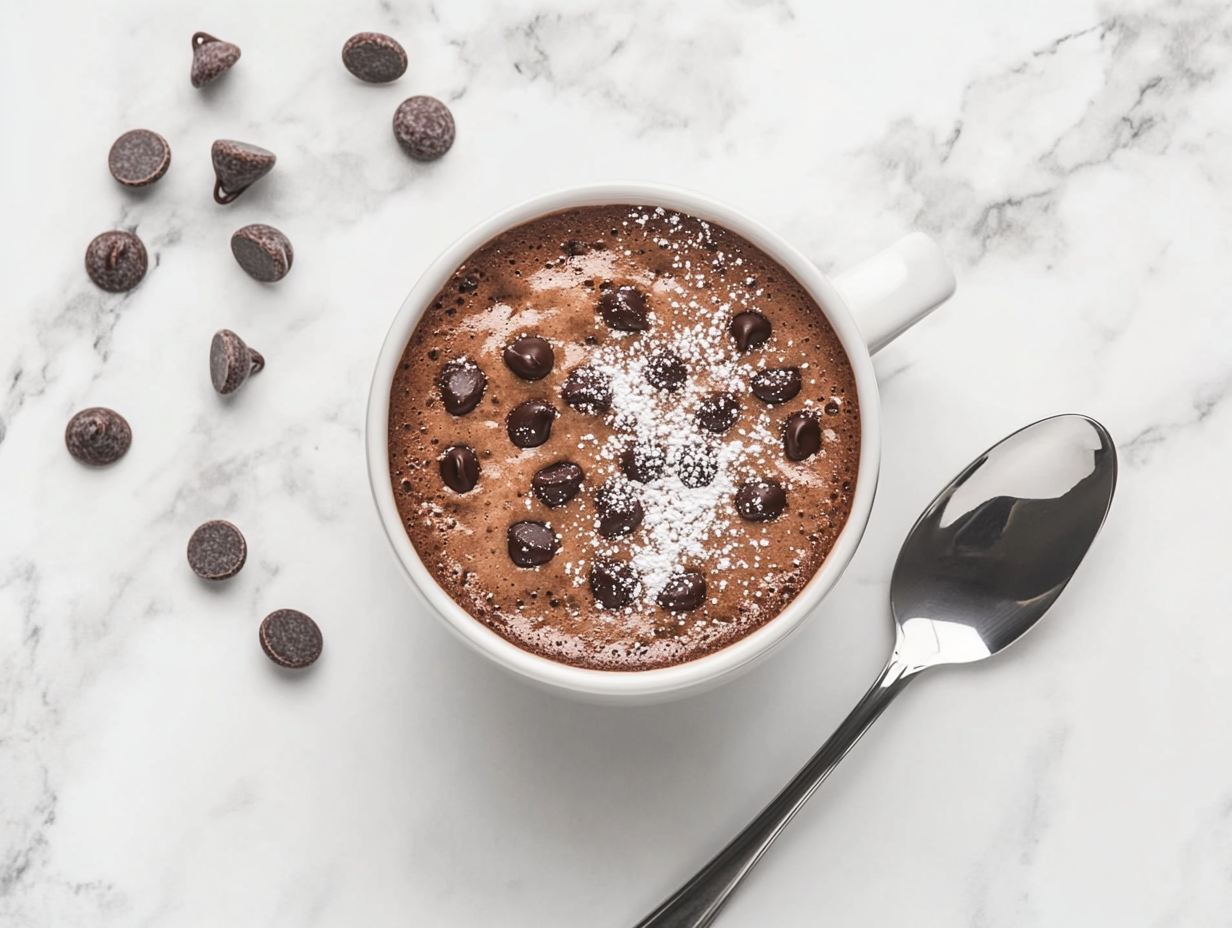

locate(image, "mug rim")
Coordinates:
365 181 882 700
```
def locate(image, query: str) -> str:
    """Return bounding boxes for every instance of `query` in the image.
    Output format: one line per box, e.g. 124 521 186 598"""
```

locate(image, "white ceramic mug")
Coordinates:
366 183 955 704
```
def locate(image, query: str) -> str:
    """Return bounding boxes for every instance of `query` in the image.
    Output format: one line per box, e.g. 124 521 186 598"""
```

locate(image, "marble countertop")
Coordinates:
3 1 1230 925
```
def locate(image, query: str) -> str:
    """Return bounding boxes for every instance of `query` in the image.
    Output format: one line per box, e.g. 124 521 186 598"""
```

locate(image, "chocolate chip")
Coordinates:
190 32 241 88
506 399 557 448
108 129 171 187
342 32 408 83
211 140 276 204
735 479 787 522
439 358 487 415
393 95 455 161
594 480 644 537
210 329 265 395
696 392 741 433
749 367 802 405
561 367 612 414
507 521 558 567
657 572 707 611
620 443 666 483
597 286 649 331
589 560 640 609
85 230 147 292
231 224 293 282
456 275 478 293
65 407 131 466
186 520 247 580
259 609 323 669
783 412 822 461
439 445 480 493
730 311 771 350
676 443 718 488
503 336 555 381
645 350 687 392
825 400 841 416
531 461 584 507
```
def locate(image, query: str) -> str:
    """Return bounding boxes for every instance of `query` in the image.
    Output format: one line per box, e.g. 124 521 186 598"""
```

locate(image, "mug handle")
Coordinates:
832 232 956 355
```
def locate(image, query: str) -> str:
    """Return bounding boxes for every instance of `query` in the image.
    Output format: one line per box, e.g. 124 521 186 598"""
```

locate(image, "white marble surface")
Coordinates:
2 0 1231 924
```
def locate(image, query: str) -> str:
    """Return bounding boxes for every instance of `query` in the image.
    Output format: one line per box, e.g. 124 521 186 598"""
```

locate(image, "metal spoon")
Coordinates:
634 414 1118 928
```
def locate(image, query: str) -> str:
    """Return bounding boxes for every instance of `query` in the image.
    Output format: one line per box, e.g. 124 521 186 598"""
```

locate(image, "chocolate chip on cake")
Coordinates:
657 572 707 611
597 286 649 331
259 609 323 669
696 392 741 433
342 32 408 83
439 445 480 493
783 412 822 461
503 336 555 381
594 480 644 537
210 329 265 395
676 443 717 488
438 358 487 415
506 399 556 448
620 443 666 483
186 520 247 580
85 230 148 292
507 521 558 567
645 350 687 392
393 95 455 161
589 559 640 609
65 407 131 466
735 479 787 522
749 367 802 405
211 140 276 204
730 311 771 350
191 32 241 88
531 461 584 507
561 366 612 414
231 224 293 282
108 130 171 187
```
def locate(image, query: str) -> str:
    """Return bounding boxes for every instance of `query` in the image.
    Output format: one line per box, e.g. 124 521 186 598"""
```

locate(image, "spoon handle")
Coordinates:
633 660 917 928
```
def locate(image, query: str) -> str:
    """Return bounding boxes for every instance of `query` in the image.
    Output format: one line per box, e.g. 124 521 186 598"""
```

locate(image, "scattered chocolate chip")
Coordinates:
730 311 772 350
561 367 612 414
597 286 649 331
230 224 293 282
783 412 822 461
259 609 323 669
85 230 148 292
503 336 555 381
749 367 802 405
696 392 741 433
620 443 666 483
735 479 787 522
439 445 480 493
507 521 558 567
211 139 276 204
186 520 247 580
393 95 456 161
506 399 557 448
210 329 264 394
645 350 687 392
594 480 644 537
438 358 487 415
676 443 718 488
108 129 171 187
525 460 585 508
342 32 408 83
589 559 640 609
657 572 707 611
190 32 240 88
65 407 131 466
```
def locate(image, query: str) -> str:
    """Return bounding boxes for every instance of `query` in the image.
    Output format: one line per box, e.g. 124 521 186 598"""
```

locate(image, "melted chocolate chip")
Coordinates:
503 336 555 381
594 480 644 537
783 412 822 461
597 286 649 331
735 479 787 521
730 311 771 350
676 443 718 488
506 399 557 448
439 445 480 493
645 351 687 392
749 367 802 405
825 400 841 416
457 274 479 293
531 461 584 507
438 359 487 415
620 443 666 483
657 572 707 611
561 367 612 414
589 559 640 609
507 521 558 567
696 392 741 433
